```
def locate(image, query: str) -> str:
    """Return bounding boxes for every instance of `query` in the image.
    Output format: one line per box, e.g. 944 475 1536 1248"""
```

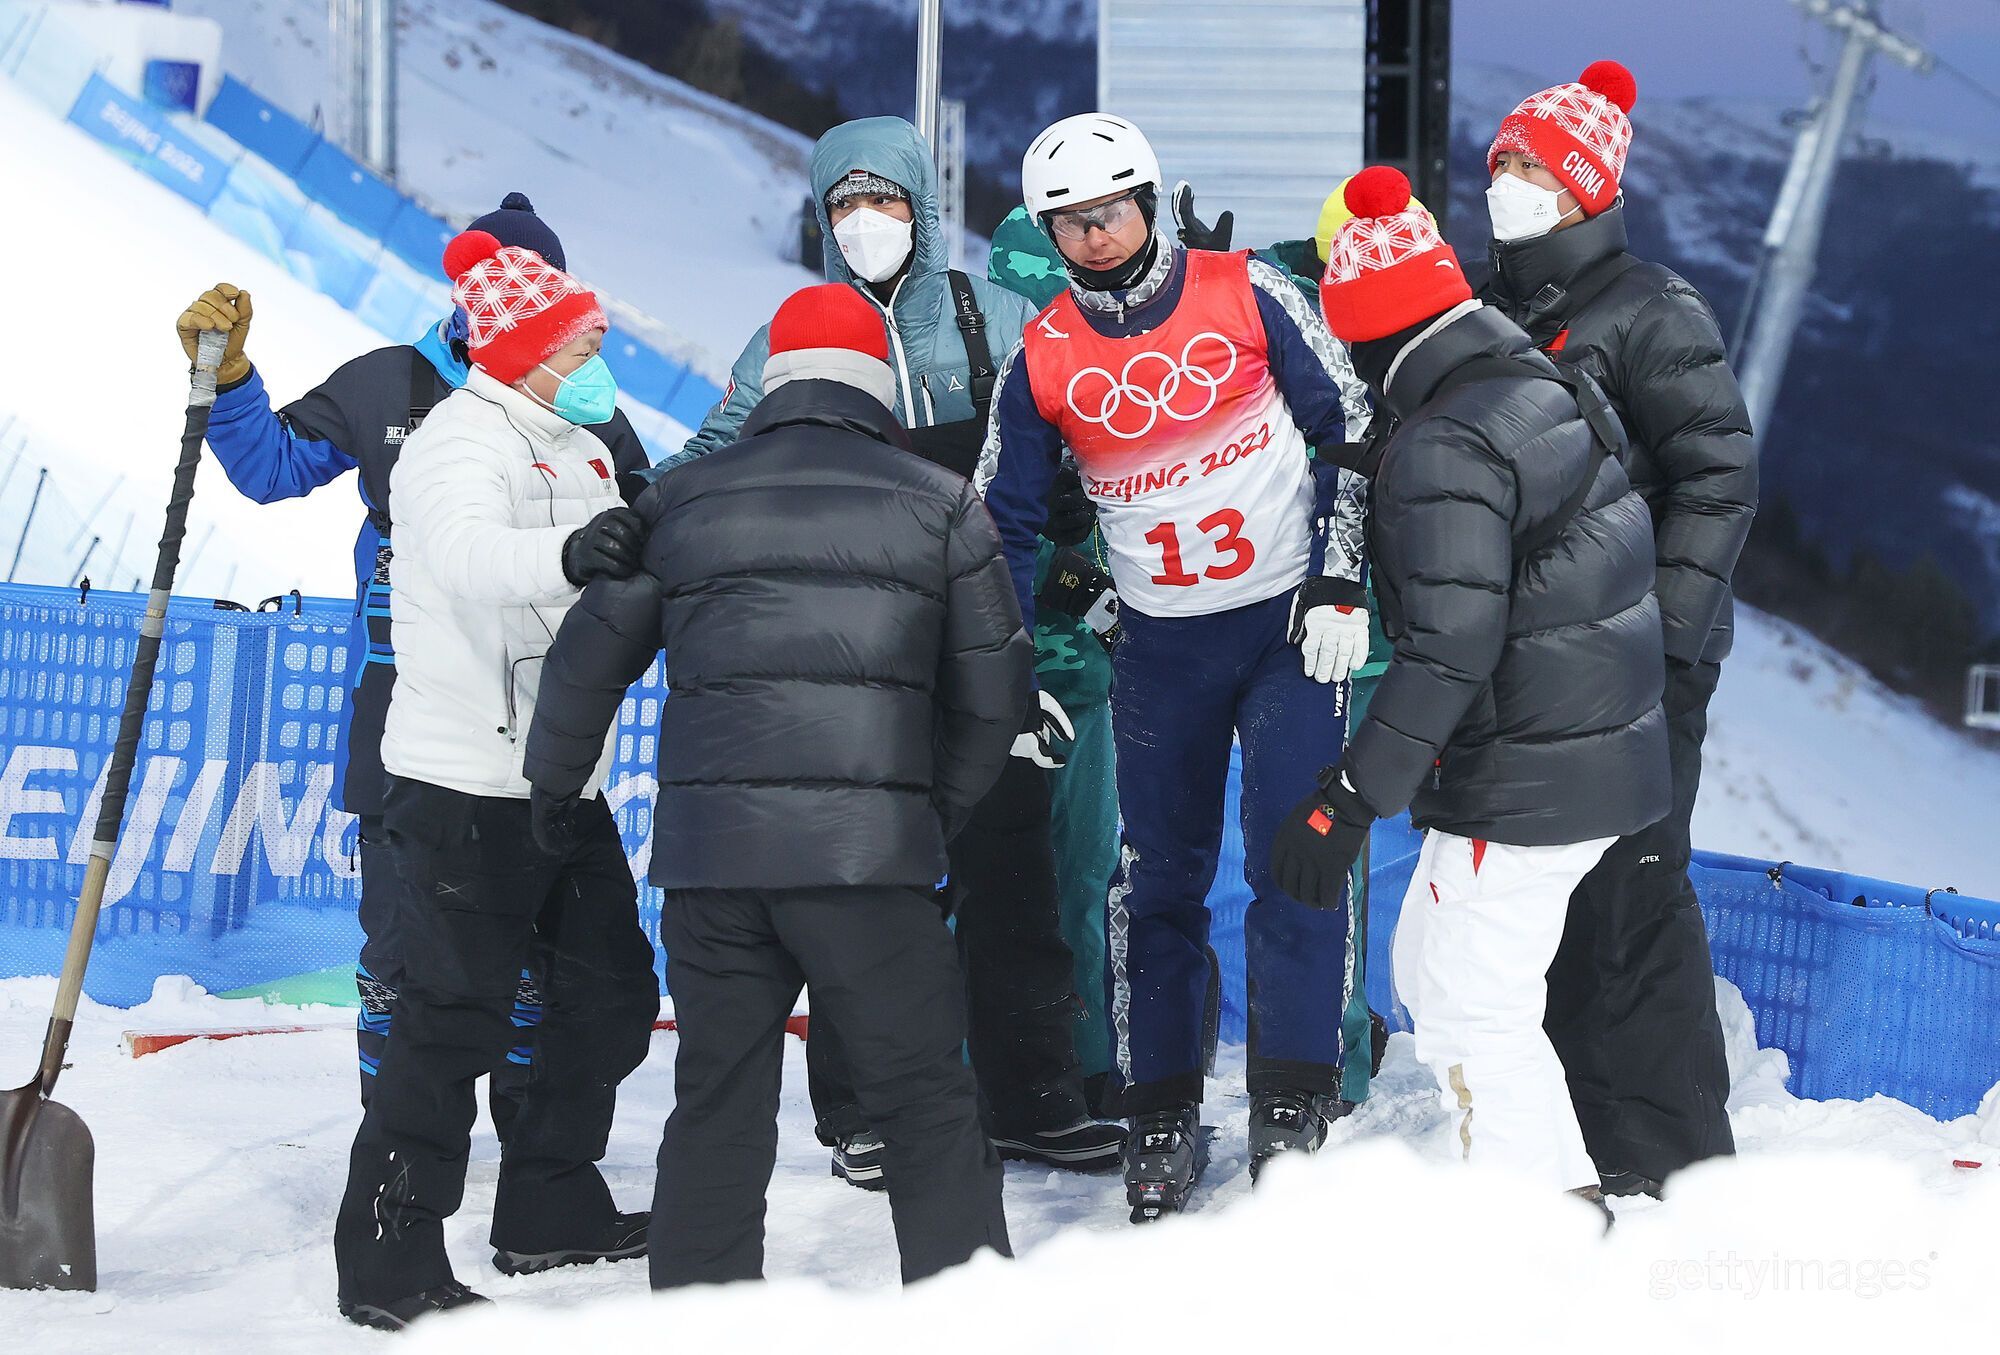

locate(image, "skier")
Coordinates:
525 284 1024 1287
333 232 660 1329
175 194 653 1119
1271 167 1669 1204
1479 61 1755 1196
979 112 1375 1219
660 115 1124 1180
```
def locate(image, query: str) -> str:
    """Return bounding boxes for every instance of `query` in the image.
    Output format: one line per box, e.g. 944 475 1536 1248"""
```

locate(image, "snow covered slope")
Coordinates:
175 0 820 382
0 976 1995 1350
0 78 380 600
1699 606 2000 899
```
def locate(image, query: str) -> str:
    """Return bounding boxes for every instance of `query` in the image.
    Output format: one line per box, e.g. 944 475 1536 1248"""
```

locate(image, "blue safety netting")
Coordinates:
0 583 669 1005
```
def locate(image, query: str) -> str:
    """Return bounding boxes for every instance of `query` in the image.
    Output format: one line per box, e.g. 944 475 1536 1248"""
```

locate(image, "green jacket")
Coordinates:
668 118 1038 469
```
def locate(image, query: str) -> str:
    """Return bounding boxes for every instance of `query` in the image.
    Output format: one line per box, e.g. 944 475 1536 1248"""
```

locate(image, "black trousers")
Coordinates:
355 815 536 1137
654 884 1010 1288
1546 659 1737 1183
806 758 1085 1142
334 779 660 1306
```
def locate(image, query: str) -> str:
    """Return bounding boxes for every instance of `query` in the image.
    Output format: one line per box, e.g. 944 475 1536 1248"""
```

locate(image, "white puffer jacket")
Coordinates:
382 368 625 799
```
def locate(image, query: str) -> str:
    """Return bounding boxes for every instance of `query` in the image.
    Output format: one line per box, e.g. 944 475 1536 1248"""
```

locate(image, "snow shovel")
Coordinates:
0 330 227 1292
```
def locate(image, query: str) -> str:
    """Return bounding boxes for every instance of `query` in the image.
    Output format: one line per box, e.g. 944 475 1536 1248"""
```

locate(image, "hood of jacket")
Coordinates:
812 116 948 290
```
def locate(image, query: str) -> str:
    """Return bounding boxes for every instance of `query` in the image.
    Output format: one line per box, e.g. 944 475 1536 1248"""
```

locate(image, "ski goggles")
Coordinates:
1045 190 1146 242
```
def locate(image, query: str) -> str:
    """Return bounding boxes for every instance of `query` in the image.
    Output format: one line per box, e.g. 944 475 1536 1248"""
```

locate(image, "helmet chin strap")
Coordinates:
1065 226 1163 293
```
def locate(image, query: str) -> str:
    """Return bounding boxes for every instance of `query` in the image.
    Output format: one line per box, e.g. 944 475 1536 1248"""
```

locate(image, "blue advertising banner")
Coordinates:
66 71 227 211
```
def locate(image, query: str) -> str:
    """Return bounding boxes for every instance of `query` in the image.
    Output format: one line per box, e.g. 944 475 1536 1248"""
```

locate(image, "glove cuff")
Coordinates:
1314 765 1377 827
1297 575 1367 611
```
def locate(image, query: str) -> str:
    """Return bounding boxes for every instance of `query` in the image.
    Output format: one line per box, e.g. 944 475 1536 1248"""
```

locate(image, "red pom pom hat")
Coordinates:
1318 166 1474 343
443 229 607 385
1487 60 1638 216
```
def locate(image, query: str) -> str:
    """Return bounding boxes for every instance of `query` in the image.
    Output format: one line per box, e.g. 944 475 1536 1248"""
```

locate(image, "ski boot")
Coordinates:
1599 1168 1664 1200
340 1280 491 1331
992 1116 1126 1171
492 1210 650 1275
1124 1105 1204 1223
830 1128 888 1191
1246 1089 1351 1184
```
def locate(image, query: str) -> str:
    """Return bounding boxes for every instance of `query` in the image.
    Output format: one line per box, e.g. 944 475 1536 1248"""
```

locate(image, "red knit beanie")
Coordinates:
443 229 607 384
1318 167 1474 344
763 284 898 409
1487 61 1637 216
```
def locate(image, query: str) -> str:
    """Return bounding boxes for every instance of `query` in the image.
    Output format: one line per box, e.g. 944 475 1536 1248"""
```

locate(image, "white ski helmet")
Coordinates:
1021 113 1162 218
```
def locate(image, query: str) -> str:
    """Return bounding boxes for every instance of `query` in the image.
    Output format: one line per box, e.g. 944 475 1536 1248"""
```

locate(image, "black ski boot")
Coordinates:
1124 1105 1204 1223
993 1116 1126 1171
492 1210 650 1276
1247 1090 1350 1184
340 1280 491 1330
830 1128 887 1191
1599 1169 1664 1200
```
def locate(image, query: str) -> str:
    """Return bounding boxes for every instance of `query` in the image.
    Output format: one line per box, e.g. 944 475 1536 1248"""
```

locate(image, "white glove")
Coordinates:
1289 579 1370 685
1011 689 1075 768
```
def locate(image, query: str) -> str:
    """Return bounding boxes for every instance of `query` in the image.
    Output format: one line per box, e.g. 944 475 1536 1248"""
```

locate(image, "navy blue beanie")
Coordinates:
466 191 566 272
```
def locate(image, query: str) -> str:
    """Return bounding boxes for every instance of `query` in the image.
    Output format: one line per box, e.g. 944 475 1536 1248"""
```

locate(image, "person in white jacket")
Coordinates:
333 230 661 1331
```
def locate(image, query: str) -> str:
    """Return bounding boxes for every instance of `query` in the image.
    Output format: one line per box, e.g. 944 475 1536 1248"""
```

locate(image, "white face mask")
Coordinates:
833 207 915 284
1486 172 1582 243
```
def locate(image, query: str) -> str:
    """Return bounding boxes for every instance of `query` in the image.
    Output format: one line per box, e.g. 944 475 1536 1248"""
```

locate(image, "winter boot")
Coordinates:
1247 1089 1354 1184
992 1117 1126 1171
1599 1168 1665 1200
1124 1105 1205 1224
830 1128 888 1191
492 1211 650 1276
1570 1184 1615 1233
339 1280 491 1331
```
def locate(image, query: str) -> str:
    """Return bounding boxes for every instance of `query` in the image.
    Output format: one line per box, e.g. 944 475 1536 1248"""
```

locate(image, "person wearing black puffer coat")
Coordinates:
1269 168 1669 1202
524 284 1026 1289
1481 61 1755 1197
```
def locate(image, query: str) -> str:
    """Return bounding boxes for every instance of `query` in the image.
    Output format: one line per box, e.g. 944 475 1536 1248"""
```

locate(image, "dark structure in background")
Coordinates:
1366 0 1452 234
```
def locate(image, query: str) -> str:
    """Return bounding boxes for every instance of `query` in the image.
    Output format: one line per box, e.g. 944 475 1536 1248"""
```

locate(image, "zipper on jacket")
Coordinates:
867 277 921 424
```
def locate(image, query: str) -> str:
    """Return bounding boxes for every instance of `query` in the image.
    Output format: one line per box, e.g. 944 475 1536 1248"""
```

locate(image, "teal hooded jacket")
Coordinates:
664 117 1038 470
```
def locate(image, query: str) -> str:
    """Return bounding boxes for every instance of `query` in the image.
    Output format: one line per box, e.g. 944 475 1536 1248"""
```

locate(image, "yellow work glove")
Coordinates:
176 283 254 386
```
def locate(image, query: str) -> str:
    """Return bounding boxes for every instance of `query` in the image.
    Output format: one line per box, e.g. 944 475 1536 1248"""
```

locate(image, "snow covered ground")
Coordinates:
0 976 1995 1351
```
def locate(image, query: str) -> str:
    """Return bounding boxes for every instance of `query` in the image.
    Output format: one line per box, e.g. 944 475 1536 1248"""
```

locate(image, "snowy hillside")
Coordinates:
0 78 385 600
1700 606 2000 899
177 0 821 380
1 975 1997 1350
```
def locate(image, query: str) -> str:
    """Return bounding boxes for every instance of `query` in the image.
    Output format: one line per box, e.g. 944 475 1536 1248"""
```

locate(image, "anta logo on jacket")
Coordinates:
1020 250 1313 615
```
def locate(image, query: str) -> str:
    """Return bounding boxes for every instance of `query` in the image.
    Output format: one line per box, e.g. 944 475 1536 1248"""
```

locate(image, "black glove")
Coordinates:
562 506 644 586
530 785 582 857
1043 464 1098 547
1269 767 1374 910
1171 181 1234 253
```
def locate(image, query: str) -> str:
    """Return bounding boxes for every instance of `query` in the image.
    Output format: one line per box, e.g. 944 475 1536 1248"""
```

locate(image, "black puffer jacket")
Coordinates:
523 378 1031 891
1344 304 1670 846
1482 203 1758 665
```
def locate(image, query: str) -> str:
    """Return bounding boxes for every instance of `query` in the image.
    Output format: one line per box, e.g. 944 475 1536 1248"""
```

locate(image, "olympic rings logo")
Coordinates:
1065 332 1240 441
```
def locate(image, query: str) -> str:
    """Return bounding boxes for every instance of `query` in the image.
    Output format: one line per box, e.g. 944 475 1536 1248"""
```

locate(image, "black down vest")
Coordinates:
1344 305 1671 846
1482 204 1759 665
523 379 1031 891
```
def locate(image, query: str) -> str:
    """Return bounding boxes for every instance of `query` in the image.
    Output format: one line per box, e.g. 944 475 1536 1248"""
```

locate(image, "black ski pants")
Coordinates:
355 814 535 1137
334 778 659 1307
1546 659 1737 1184
807 757 1086 1143
653 884 1010 1288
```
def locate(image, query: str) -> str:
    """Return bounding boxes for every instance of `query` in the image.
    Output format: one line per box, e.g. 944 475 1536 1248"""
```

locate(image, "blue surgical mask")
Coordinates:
535 354 618 425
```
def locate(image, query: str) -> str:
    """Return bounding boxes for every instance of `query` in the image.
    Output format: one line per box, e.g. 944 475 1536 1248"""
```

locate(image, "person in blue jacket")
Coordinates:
174 195 653 1120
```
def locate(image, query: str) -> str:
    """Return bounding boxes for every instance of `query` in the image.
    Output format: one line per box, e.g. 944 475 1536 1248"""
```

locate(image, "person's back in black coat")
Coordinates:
524 377 1031 890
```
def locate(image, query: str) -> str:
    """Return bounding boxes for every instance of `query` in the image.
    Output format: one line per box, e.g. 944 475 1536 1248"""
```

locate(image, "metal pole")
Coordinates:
68 537 98 588
362 0 397 179
8 468 47 583
938 97 966 268
1737 21 1871 433
915 0 942 149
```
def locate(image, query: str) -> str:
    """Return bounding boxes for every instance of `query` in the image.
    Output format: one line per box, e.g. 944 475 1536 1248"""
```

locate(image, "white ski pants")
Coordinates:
1392 829 1616 1192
